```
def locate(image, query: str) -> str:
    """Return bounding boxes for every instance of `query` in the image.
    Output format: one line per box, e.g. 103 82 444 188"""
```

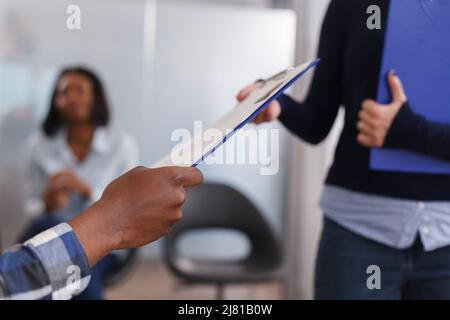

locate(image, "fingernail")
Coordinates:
390 69 397 76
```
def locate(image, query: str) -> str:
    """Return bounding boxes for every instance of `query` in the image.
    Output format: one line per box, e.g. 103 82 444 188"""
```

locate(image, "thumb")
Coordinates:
174 167 204 188
387 70 407 105
236 83 259 102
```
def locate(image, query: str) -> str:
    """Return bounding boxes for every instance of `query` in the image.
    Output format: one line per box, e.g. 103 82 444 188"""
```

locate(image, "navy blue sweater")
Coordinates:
278 0 450 201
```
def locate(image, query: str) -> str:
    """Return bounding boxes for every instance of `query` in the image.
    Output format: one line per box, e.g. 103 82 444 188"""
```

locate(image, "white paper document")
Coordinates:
152 59 319 168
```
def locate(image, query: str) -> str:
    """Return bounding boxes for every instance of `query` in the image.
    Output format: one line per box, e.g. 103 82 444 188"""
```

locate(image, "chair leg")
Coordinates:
216 283 225 300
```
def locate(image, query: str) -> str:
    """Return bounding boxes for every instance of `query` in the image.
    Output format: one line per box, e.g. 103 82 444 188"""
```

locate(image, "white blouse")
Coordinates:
24 127 139 218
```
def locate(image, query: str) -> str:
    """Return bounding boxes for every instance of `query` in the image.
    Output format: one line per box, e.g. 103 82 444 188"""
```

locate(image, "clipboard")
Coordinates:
370 0 450 174
152 59 320 168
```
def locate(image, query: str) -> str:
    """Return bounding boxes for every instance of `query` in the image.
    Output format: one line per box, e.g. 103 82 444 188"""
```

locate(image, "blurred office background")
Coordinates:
0 0 341 299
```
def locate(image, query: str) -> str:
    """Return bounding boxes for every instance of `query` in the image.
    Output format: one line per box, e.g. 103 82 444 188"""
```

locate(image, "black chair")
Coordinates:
163 183 282 299
101 249 139 288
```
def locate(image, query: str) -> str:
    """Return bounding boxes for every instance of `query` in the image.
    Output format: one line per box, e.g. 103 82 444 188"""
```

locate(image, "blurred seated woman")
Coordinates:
20 66 139 299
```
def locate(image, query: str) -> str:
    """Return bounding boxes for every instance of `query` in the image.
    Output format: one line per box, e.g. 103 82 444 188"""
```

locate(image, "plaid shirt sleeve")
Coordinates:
0 223 91 300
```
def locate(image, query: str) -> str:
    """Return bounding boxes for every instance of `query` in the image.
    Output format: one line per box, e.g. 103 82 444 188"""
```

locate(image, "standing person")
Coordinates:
237 0 450 299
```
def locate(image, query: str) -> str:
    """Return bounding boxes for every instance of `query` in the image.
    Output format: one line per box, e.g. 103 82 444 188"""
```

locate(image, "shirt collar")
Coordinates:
56 127 112 159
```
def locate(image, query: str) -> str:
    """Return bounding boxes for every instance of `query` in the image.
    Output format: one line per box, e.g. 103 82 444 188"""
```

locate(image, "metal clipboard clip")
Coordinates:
254 67 294 104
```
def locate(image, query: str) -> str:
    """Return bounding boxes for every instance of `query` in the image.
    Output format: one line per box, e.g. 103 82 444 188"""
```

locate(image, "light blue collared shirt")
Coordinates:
319 185 450 252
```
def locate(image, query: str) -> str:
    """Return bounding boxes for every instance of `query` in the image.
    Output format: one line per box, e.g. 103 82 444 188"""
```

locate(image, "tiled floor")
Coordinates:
105 258 282 300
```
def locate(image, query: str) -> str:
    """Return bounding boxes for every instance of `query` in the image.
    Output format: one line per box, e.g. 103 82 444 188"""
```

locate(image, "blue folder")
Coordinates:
370 0 450 174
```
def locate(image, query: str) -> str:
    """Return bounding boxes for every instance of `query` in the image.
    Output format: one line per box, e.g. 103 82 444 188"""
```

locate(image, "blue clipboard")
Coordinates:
153 59 319 168
193 59 320 167
370 0 450 174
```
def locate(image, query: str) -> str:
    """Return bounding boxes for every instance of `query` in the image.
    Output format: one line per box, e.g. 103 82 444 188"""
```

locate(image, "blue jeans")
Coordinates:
19 216 117 300
314 217 450 299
